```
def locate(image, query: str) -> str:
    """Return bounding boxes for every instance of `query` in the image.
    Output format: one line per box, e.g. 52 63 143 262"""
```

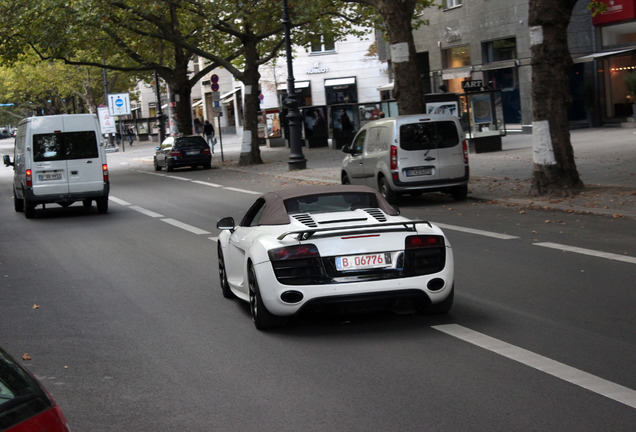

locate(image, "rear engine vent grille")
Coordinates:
364 208 387 222
292 213 318 227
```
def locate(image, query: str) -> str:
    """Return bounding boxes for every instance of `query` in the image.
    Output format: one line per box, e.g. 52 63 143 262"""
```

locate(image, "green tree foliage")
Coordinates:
0 52 135 117
0 0 370 165
339 0 436 115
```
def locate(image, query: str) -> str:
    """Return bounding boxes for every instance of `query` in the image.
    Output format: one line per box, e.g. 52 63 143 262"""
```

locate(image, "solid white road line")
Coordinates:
223 187 261 195
129 206 164 218
432 324 636 409
161 218 211 235
433 222 520 240
534 242 636 265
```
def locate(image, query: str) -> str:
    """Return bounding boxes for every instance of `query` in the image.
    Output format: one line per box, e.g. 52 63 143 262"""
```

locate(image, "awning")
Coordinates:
377 82 394 91
325 77 356 87
574 47 636 63
277 80 311 91
220 87 241 103
441 67 472 80
192 99 203 107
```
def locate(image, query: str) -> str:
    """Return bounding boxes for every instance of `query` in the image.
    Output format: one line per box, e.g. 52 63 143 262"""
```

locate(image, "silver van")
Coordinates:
341 114 469 203
3 114 110 218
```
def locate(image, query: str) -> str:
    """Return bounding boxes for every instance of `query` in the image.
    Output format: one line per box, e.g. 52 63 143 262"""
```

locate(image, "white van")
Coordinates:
3 114 110 218
341 114 469 203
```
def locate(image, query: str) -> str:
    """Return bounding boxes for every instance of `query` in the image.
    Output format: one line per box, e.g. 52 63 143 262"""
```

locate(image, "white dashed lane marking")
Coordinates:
433 324 636 409
534 242 636 265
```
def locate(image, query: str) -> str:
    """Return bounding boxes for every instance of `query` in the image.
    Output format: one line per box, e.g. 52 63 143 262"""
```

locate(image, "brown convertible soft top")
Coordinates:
257 185 399 225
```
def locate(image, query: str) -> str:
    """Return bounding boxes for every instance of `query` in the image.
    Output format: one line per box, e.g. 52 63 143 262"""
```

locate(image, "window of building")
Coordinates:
482 38 517 63
442 45 471 69
310 34 335 53
445 0 462 8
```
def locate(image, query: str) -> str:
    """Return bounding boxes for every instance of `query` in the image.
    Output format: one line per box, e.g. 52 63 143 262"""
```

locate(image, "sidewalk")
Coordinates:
119 127 636 219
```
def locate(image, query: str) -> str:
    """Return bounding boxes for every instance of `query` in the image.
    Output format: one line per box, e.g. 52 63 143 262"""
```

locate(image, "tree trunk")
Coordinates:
377 0 424 114
238 36 264 166
528 0 583 196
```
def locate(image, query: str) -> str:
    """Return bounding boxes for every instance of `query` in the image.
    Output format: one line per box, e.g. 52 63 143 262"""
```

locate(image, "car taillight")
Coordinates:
26 169 32 186
462 139 469 165
390 145 398 171
462 139 470 177
202 148 211 155
171 150 182 157
405 235 444 249
102 164 109 181
404 235 446 275
268 244 319 261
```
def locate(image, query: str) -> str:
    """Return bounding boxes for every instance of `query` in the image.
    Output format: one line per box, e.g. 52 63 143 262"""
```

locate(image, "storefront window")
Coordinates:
442 46 471 69
482 38 517 63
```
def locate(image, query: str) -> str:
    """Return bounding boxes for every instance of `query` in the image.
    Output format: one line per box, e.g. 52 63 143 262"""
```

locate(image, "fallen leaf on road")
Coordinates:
22 353 32 361
32 304 40 309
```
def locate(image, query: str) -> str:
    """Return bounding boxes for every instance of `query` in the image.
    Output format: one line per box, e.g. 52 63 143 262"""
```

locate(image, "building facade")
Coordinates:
407 0 636 129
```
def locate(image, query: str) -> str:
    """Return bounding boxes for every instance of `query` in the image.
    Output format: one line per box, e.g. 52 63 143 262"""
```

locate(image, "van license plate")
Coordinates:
38 173 62 181
405 167 433 177
336 253 390 271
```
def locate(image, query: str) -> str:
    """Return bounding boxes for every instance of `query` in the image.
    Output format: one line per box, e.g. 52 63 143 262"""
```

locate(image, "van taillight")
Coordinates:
462 140 469 165
26 169 32 186
390 145 398 180
390 145 398 171
102 164 109 181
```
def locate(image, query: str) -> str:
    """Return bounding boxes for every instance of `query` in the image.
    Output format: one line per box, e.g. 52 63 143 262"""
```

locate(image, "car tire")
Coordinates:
450 185 468 201
426 285 454 314
14 189 24 213
248 264 287 330
203 161 211 170
154 158 162 171
341 172 350 185
24 196 35 219
96 197 108 214
379 176 398 204
166 163 174 172
218 245 234 299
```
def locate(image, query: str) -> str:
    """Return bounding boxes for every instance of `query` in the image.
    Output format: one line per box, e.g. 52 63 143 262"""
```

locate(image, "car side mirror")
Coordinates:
3 155 13 167
342 145 355 155
216 217 235 232
155 147 161 151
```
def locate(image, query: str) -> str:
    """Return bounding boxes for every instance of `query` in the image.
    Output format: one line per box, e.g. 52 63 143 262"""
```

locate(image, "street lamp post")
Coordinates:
282 0 306 170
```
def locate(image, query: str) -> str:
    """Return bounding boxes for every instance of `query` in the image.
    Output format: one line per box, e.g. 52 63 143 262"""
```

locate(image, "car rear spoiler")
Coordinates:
277 221 432 241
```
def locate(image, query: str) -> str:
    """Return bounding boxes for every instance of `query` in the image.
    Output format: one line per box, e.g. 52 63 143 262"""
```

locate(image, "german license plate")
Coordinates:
405 167 433 177
335 253 390 271
186 150 200 155
38 172 62 181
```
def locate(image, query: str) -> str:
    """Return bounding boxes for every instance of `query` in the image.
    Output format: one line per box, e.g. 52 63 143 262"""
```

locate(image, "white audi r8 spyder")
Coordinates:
216 185 454 329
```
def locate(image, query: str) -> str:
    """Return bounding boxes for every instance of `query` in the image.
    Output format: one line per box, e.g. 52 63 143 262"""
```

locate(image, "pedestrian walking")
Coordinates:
203 120 215 153
127 126 134 146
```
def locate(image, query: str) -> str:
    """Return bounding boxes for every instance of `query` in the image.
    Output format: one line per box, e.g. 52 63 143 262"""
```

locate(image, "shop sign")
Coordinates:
462 80 484 92
593 0 636 26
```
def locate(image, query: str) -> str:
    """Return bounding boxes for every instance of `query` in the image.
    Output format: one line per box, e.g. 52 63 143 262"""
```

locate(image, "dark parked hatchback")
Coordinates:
154 135 212 171
0 346 70 432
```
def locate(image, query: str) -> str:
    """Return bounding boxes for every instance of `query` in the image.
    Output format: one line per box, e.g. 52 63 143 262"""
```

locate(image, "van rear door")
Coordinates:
31 131 71 197
432 120 465 180
31 130 102 196
397 120 441 183
64 130 103 193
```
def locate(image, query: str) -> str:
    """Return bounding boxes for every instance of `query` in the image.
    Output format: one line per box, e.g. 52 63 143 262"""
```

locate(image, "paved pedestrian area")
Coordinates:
113 127 636 219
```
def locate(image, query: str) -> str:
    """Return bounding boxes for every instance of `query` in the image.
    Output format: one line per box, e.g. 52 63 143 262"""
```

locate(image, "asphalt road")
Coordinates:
0 137 635 431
